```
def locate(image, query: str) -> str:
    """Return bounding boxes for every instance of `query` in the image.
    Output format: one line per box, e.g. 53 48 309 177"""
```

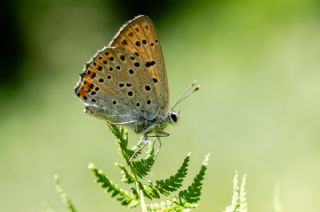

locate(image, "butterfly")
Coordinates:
74 15 198 140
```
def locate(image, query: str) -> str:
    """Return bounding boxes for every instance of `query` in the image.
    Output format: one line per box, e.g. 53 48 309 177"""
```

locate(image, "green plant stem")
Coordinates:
138 183 147 212
121 144 147 212
130 163 148 212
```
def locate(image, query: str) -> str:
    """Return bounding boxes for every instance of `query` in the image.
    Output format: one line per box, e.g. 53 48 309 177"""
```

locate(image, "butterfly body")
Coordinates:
75 15 181 137
132 112 178 135
85 100 178 135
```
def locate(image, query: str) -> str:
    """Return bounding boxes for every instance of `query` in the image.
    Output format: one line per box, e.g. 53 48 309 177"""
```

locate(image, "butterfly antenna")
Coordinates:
171 81 200 110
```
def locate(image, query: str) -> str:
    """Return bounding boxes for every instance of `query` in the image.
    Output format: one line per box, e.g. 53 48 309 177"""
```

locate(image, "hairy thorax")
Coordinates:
134 115 171 135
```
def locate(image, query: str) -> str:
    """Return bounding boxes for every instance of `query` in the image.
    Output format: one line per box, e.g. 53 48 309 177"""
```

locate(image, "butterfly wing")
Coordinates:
109 15 169 115
74 47 162 125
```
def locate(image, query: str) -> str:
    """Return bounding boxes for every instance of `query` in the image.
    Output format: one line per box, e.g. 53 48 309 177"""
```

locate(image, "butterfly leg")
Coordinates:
129 131 169 161
147 131 170 138
146 131 169 159
157 131 170 137
154 137 162 159
129 134 150 162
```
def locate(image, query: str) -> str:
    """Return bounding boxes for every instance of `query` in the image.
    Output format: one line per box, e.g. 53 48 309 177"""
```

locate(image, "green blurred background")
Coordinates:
1 0 320 211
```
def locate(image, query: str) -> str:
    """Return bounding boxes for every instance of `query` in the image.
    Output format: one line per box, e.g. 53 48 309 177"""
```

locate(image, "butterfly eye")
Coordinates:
170 113 179 123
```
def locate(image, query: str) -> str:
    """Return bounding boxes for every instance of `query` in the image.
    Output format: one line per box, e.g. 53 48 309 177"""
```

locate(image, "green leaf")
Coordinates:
177 154 209 208
107 124 135 161
144 182 161 199
115 162 135 184
53 175 77 212
89 163 139 208
107 124 128 145
131 142 155 178
129 137 145 159
146 152 191 198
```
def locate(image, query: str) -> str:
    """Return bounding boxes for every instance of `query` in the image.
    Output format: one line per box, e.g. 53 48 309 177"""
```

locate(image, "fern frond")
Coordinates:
177 154 209 208
239 175 248 212
147 198 185 212
224 171 248 212
107 124 128 144
108 124 135 160
144 182 161 199
225 171 240 212
53 175 77 212
146 152 191 198
131 142 155 178
130 137 145 159
115 162 134 184
89 163 139 208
